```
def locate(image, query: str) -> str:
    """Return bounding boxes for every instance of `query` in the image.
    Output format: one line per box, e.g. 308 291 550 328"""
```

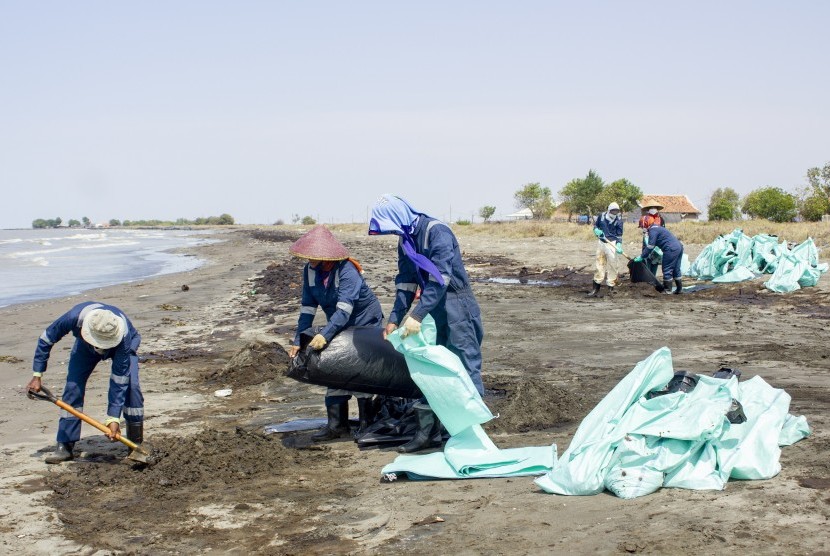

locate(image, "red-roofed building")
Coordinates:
628 195 702 223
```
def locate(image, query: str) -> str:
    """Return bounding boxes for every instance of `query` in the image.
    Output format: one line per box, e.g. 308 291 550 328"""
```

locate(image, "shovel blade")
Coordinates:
126 443 151 464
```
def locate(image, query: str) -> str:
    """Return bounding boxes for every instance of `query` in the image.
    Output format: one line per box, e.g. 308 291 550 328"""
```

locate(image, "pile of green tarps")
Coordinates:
687 229 827 292
534 347 810 499
381 316 557 480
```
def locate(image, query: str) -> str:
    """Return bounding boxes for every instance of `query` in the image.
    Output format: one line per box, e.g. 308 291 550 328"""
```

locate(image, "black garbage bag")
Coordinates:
286 326 422 398
628 259 664 291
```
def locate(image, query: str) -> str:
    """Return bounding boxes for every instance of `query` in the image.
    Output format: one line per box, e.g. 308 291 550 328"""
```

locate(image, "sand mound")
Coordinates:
202 340 289 387
484 377 591 433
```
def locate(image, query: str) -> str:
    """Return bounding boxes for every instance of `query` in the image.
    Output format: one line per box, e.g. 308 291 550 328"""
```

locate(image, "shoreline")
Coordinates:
0 228 228 310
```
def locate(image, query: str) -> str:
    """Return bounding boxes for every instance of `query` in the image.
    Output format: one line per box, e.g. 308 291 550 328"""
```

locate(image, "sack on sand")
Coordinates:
286 326 422 398
534 347 811 498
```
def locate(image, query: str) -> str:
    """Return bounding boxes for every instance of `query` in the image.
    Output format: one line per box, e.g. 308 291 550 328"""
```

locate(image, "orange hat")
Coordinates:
289 225 349 261
639 215 661 229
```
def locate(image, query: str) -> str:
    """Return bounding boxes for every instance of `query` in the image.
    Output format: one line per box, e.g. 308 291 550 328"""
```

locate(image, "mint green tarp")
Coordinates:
381 316 556 480
688 230 826 292
534 347 810 499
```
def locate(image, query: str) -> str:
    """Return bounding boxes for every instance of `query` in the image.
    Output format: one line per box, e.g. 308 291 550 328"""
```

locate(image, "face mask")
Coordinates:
648 208 658 215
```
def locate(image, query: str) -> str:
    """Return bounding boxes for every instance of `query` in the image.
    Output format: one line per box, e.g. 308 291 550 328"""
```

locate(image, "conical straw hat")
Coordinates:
289 225 349 260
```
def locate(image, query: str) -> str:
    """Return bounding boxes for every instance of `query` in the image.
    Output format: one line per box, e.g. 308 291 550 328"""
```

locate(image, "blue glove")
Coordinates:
616 242 623 254
634 256 643 263
593 228 603 238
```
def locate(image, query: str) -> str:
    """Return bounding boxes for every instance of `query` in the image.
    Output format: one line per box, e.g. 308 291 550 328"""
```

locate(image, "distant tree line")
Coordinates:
708 161 830 223
32 214 235 229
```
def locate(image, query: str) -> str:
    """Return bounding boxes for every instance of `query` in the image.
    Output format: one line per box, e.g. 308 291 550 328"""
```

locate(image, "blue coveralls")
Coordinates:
594 212 623 242
641 226 684 281
33 302 143 443
390 217 485 395
293 259 384 404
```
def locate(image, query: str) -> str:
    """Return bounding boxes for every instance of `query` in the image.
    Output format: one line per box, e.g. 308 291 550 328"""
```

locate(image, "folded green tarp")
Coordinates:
381 316 556 480
534 347 810 498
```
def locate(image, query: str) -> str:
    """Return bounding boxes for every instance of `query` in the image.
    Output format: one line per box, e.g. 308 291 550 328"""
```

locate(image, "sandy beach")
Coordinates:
1 226 828 555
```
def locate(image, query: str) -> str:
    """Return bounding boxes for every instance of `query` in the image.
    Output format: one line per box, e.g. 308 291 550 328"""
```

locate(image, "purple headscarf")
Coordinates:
369 194 446 287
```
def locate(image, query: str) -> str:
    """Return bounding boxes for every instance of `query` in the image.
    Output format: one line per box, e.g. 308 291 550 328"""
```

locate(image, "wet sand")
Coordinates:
1 227 828 555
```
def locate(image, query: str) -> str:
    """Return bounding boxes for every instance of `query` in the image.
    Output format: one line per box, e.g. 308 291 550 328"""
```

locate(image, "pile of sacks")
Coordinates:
535 347 810 499
687 229 827 292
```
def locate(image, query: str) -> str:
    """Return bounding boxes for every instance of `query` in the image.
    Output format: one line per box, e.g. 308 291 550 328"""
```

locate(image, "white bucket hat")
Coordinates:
607 202 620 212
81 309 127 349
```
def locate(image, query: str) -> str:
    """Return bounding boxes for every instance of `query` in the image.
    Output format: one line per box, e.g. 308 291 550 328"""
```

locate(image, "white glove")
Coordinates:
400 316 422 338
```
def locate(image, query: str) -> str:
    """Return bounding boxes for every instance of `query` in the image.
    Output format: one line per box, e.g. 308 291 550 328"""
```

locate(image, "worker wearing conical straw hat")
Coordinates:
288 225 384 440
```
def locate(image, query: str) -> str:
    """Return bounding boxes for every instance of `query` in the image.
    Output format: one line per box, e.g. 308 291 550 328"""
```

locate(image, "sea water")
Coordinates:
0 228 219 308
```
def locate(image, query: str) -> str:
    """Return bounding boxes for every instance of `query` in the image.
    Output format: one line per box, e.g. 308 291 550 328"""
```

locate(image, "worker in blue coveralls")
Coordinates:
369 194 485 453
588 201 624 297
635 221 685 294
287 225 384 441
26 302 144 464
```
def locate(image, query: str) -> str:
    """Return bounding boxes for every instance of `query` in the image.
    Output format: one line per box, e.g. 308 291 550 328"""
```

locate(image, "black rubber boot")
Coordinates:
312 402 351 441
673 279 683 294
127 422 144 445
607 285 616 295
662 279 673 294
397 406 441 453
586 281 601 297
45 442 74 464
354 397 374 438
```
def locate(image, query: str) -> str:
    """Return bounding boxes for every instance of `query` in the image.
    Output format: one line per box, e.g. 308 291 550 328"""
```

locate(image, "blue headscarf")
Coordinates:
369 194 446 287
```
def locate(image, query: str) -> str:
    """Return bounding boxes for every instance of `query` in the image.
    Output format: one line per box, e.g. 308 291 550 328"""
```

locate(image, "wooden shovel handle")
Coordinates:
54 399 140 451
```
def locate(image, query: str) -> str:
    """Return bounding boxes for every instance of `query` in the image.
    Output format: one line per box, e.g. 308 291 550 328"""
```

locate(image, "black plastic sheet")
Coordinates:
286 326 422 398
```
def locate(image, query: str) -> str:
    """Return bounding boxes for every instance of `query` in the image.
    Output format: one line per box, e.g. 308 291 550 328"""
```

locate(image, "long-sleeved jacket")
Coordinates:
641 226 683 259
389 217 473 325
293 259 383 345
33 301 140 418
594 213 623 243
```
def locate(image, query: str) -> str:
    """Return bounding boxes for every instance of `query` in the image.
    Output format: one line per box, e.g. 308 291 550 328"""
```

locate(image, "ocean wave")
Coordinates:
4 241 141 258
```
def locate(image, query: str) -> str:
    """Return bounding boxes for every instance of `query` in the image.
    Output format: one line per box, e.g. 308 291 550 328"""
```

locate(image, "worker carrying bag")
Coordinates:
286 326 422 399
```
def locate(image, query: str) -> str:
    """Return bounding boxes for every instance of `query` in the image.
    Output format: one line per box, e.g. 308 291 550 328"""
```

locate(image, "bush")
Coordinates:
455 219 472 226
742 187 798 223
301 216 316 225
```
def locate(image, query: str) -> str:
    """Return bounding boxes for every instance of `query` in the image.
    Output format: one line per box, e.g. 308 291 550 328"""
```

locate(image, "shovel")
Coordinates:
27 384 151 463
600 236 664 292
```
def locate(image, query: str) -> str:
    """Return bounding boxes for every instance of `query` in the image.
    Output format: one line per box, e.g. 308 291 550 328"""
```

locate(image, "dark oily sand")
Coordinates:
484 377 591 433
44 428 361 554
201 340 290 387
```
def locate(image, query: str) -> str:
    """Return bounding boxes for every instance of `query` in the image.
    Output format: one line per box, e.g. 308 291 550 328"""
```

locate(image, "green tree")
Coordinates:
594 178 643 214
81 216 90 227
32 219 48 229
514 182 555 219
742 187 797 222
799 191 830 222
707 187 741 221
68 219 81 227
558 170 605 218
806 161 830 197
301 215 317 225
216 213 235 225
478 206 496 222
54 217 62 227
109 219 121 226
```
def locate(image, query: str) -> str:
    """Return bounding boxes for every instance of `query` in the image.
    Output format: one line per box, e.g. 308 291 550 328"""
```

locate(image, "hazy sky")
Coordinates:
2 1 828 228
